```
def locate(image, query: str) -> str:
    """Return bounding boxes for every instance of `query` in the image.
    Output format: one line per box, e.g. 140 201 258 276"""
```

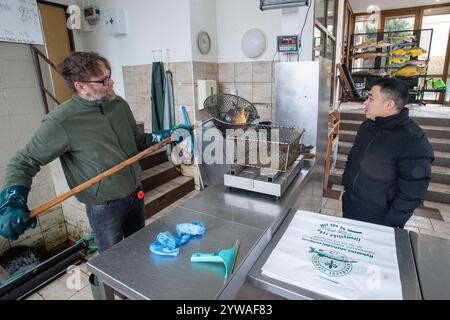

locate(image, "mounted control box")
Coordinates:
277 35 299 52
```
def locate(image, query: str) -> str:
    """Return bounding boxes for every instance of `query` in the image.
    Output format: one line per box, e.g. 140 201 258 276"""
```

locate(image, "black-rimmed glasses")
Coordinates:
80 73 112 86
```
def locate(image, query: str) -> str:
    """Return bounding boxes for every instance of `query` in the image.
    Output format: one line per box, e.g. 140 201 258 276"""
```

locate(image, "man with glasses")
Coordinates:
0 52 188 291
342 77 434 228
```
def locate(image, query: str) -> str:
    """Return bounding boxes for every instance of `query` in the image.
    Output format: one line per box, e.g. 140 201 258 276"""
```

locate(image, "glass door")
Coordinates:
421 9 450 104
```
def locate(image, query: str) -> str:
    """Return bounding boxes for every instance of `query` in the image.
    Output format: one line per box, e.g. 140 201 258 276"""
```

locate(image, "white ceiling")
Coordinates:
349 0 450 13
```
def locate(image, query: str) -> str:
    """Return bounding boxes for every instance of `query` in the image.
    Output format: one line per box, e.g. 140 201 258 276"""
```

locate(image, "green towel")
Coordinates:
151 62 165 131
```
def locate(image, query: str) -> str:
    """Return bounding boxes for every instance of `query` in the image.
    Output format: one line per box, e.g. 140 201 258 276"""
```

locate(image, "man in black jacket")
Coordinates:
342 78 434 228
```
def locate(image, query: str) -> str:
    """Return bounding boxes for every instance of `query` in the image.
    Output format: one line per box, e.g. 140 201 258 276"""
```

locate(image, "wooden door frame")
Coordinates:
37 0 75 51
380 8 422 31
342 0 353 65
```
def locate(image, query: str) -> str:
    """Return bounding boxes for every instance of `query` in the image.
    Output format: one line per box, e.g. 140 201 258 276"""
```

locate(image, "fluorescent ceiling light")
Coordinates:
260 0 309 11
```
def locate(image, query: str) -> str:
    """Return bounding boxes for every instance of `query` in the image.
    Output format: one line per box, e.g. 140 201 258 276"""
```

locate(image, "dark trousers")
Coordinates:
86 187 145 254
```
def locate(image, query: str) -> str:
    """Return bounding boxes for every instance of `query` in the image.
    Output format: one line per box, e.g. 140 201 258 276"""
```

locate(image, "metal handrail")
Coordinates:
30 45 62 114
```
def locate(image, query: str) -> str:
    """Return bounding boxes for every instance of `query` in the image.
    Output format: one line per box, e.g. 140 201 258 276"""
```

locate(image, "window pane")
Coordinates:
384 15 415 32
314 27 326 59
327 0 335 35
354 14 380 35
421 14 450 75
316 0 326 27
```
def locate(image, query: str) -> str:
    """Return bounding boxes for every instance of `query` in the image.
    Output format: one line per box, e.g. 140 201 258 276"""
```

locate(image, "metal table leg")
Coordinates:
98 281 115 300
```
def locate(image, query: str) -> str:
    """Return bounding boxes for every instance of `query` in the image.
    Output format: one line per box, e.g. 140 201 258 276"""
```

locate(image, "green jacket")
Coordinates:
3 94 154 205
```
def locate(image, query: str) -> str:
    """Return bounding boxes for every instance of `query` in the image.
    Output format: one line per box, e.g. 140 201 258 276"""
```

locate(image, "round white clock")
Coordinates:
198 31 211 54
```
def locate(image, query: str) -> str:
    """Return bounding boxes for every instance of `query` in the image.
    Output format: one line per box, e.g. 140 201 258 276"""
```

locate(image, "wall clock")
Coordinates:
198 31 211 55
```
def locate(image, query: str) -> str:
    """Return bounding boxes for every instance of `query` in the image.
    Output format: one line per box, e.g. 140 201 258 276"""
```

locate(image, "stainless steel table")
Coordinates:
248 211 422 300
87 161 321 299
409 231 450 300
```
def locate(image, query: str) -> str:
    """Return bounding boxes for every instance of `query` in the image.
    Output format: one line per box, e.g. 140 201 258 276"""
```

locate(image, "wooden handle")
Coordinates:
29 136 173 218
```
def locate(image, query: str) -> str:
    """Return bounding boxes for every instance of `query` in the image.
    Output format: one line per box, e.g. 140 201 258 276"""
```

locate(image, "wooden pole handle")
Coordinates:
29 136 173 218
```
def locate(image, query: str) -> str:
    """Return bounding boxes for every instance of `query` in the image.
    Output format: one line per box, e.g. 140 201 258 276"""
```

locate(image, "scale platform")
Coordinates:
224 155 304 198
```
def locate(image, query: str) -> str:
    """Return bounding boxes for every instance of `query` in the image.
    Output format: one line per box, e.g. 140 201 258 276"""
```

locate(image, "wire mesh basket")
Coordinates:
203 94 259 135
226 124 305 172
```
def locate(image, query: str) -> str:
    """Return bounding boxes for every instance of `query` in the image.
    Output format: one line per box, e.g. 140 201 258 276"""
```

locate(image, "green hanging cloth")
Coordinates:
151 62 165 131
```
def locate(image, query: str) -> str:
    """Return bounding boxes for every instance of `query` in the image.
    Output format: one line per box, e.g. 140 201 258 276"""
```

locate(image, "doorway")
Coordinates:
37 1 74 103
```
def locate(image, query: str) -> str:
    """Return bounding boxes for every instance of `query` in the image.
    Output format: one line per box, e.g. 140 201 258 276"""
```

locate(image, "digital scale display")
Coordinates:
277 35 299 52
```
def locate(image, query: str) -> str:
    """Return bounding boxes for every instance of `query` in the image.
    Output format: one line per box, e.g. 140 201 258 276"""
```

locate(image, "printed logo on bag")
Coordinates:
317 223 363 242
309 247 357 277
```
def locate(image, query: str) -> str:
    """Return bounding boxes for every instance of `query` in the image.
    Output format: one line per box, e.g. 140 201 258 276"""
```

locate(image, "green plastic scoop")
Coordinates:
190 240 240 279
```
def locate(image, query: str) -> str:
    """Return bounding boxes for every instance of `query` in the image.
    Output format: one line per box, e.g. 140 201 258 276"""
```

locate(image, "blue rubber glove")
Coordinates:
0 185 37 240
150 124 191 144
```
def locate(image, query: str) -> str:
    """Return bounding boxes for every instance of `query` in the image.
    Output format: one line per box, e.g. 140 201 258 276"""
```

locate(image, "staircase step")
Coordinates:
340 111 450 127
143 176 194 219
340 120 362 131
139 149 168 171
340 112 365 122
420 125 450 140
335 158 450 184
427 182 450 205
339 131 450 153
141 161 180 193
338 146 450 169
340 120 450 140
330 168 450 205
413 117 450 127
337 141 353 155
434 151 450 168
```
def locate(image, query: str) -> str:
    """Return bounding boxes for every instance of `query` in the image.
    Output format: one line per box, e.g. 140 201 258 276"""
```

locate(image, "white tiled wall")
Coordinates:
0 42 69 253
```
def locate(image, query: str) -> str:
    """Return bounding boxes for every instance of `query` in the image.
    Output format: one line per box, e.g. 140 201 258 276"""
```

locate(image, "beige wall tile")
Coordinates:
11 114 43 149
234 62 252 83
0 91 8 116
0 116 13 144
34 165 53 187
0 43 33 61
252 83 272 104
28 183 56 210
193 62 206 81
235 83 252 103
43 222 69 251
175 62 193 84
12 232 45 248
218 83 236 95
176 83 194 106
206 63 218 81
219 63 235 83
4 87 42 116
1 60 36 88
252 61 272 83
38 207 65 231
254 103 272 121
136 83 151 103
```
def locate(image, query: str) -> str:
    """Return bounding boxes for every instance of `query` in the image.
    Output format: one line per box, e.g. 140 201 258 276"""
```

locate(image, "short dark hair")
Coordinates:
57 51 111 92
372 77 409 110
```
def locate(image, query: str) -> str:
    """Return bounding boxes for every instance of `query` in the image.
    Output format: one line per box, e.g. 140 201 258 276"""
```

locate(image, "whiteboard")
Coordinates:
0 0 44 45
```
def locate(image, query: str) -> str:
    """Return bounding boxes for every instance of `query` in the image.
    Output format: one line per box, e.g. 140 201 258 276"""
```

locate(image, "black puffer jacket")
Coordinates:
342 108 434 228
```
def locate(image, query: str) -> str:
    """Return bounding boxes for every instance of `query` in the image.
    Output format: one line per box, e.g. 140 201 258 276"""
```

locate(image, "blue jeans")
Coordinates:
86 187 145 254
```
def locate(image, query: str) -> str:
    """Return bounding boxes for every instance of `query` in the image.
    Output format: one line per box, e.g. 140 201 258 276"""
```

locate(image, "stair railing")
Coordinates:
30 45 62 114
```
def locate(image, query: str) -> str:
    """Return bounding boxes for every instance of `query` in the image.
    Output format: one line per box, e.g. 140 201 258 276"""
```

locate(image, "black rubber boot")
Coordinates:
89 273 102 300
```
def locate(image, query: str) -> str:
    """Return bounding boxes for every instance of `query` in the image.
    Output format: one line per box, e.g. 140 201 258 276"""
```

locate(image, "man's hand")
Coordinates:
150 124 192 145
0 185 37 240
